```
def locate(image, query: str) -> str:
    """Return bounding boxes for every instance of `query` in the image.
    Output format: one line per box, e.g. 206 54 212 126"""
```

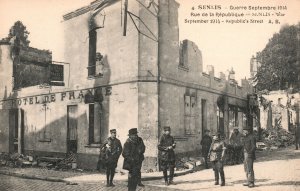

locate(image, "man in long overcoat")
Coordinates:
242 127 256 188
158 126 176 186
122 128 145 191
201 129 212 168
229 126 243 164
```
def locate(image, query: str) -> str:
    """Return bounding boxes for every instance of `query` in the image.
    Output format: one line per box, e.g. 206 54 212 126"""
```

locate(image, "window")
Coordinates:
88 103 102 144
88 104 94 143
88 28 104 78
184 94 196 134
229 106 239 132
201 99 207 135
179 40 189 71
88 30 97 76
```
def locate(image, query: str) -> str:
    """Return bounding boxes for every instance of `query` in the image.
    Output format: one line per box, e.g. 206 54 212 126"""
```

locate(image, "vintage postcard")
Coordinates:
0 0 299 190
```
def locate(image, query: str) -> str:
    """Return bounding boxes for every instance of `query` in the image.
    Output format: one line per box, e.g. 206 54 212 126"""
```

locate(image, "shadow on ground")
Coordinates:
230 178 270 185
255 148 300 163
258 181 300 187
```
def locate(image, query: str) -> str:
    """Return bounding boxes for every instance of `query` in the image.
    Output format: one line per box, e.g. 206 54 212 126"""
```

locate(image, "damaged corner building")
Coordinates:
0 0 254 171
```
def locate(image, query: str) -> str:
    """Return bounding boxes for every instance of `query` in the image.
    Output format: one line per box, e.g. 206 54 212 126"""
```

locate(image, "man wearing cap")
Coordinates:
158 126 176 186
229 126 243 164
208 132 226 186
201 129 212 169
242 127 256 188
102 129 122 187
122 128 145 191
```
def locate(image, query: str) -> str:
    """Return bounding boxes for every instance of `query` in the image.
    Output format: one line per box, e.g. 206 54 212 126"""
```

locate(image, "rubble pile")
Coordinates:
0 152 78 171
259 127 295 150
176 156 203 170
0 152 34 168
55 152 77 170
0 152 10 166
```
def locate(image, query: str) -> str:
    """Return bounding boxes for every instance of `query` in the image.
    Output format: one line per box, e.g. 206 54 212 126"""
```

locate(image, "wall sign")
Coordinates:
10 86 112 106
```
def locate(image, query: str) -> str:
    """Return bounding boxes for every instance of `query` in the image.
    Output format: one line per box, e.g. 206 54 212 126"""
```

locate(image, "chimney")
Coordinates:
228 67 235 81
207 65 214 77
219 72 226 80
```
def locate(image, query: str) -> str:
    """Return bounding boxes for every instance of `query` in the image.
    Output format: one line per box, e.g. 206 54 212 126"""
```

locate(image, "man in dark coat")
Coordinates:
242 127 256 188
122 128 145 191
136 135 146 187
201 129 212 169
158 126 176 186
101 129 122 187
229 126 243 164
208 132 226 186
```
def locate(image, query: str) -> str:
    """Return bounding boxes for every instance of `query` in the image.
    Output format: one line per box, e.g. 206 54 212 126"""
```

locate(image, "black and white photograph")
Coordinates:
0 0 299 190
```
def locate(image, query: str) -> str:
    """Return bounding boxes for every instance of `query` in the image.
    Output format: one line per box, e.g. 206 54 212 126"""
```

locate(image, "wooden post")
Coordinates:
224 96 229 138
296 102 299 150
257 108 261 141
123 0 128 36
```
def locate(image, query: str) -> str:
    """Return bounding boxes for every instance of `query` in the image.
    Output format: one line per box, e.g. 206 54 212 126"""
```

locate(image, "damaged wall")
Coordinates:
259 91 299 131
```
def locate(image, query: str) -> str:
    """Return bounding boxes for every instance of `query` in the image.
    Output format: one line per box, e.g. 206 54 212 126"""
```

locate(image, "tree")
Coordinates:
8 21 30 47
255 23 300 91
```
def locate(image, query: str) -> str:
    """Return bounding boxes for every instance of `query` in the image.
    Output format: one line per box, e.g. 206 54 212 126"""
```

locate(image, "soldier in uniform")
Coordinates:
122 128 144 191
101 129 122 187
136 134 146 187
158 126 176 186
208 132 226 186
242 127 256 188
229 126 243 164
201 129 212 169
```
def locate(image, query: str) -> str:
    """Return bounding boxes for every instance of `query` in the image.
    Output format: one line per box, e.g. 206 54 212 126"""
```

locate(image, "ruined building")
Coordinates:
0 0 253 170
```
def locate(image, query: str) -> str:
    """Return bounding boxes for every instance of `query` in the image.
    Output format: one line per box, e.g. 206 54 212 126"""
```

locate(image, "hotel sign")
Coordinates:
10 86 112 107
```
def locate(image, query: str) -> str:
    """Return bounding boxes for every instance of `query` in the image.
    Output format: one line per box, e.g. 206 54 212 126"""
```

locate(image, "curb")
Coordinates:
0 168 197 184
0 170 70 183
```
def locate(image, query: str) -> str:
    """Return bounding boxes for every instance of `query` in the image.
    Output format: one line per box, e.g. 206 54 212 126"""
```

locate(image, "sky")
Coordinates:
0 0 299 83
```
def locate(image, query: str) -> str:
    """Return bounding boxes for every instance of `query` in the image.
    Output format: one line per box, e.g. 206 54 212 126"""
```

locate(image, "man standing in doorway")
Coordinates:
201 129 212 169
242 127 256 188
158 126 176 186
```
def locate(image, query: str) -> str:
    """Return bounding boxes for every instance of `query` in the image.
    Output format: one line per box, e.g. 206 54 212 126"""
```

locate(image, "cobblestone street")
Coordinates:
146 148 300 191
1 147 300 191
0 174 179 191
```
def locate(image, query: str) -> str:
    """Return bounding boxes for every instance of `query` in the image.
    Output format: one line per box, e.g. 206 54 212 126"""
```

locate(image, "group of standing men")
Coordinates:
99 126 177 191
201 126 257 188
99 128 145 190
100 125 256 190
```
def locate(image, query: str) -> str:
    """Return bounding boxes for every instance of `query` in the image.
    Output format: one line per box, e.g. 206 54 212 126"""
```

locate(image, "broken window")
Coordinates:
88 26 105 78
88 30 97 76
179 40 189 70
184 94 196 134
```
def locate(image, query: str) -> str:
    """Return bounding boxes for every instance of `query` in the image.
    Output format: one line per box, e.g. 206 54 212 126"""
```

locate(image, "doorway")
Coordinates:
67 105 78 153
8 109 24 153
201 99 207 137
